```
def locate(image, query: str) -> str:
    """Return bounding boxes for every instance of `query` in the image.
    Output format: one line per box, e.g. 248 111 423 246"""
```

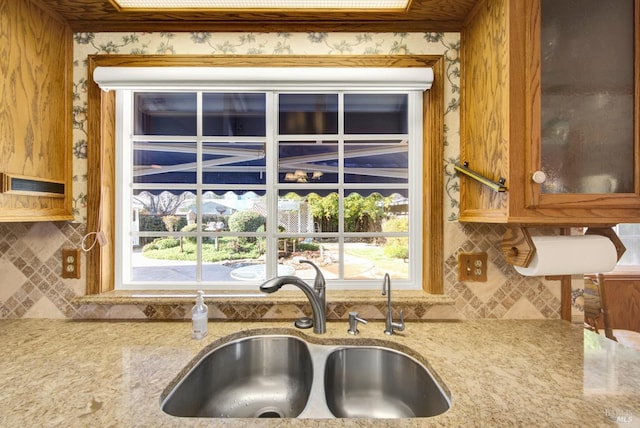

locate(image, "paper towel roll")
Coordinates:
514 235 617 276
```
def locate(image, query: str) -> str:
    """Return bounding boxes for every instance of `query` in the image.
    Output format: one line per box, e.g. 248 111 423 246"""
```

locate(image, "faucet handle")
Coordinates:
385 309 405 335
395 309 405 332
347 311 367 335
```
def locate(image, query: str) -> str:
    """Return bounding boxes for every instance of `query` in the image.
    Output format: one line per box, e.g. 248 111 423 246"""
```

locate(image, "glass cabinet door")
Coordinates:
539 0 635 194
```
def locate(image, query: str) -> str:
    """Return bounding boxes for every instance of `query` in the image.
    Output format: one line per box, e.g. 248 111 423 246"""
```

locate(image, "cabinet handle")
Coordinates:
531 171 547 184
453 162 507 192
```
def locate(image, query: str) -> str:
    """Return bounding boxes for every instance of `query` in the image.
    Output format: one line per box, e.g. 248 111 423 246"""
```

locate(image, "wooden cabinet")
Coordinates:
0 0 73 222
460 0 640 225
587 273 640 333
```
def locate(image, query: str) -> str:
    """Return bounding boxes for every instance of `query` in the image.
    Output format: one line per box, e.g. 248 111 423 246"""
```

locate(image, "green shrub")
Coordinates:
228 211 265 244
228 210 266 233
382 216 408 232
383 217 408 259
139 215 188 232
142 237 179 252
297 242 319 252
383 242 409 259
137 215 187 246
180 223 214 244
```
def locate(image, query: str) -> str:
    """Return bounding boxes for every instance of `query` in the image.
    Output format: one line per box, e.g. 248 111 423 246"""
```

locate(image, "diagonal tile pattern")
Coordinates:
0 222 86 319
444 222 562 320
0 221 576 321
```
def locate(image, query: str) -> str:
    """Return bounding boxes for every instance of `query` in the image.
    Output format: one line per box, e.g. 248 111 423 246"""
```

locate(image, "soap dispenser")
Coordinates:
192 290 208 340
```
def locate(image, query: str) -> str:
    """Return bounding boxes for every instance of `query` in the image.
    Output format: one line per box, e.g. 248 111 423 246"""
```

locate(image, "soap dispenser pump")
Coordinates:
192 290 208 340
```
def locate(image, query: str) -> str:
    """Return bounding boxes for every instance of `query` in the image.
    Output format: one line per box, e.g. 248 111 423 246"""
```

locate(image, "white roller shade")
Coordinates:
93 66 433 91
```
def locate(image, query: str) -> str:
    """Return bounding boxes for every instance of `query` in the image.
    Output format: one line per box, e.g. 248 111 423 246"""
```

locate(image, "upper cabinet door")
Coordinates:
0 1 73 222
460 0 640 225
528 0 639 209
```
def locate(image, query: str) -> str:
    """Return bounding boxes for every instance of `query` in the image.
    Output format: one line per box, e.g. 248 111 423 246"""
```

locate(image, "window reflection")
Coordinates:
279 94 338 135
345 93 408 134
134 92 197 136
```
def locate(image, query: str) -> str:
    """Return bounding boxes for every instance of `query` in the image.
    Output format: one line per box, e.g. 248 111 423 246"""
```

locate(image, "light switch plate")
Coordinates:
458 252 488 282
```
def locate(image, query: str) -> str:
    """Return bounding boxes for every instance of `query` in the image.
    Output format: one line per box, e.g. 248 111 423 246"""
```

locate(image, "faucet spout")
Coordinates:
300 259 325 308
381 273 405 335
259 261 326 334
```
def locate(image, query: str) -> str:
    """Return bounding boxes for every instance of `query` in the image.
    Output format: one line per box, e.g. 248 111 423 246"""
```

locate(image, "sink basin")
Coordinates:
161 335 313 418
324 346 450 418
161 332 450 419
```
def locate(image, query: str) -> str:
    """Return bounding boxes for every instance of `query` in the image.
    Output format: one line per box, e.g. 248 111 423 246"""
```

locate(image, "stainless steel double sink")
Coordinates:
161 331 451 419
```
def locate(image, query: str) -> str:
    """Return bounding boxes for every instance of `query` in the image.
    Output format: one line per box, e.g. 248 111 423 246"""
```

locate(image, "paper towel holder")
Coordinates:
500 226 626 268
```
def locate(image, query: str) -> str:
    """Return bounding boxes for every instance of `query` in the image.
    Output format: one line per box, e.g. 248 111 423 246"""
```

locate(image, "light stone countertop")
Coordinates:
0 319 638 427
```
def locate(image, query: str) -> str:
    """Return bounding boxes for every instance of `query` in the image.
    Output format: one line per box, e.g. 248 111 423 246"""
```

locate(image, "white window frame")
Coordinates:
104 67 431 291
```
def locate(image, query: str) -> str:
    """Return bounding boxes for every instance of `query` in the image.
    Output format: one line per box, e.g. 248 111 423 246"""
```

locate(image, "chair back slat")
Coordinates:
583 277 602 333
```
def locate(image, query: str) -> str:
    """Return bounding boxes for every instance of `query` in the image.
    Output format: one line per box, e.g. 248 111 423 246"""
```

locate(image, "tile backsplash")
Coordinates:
0 221 572 321
0 222 86 318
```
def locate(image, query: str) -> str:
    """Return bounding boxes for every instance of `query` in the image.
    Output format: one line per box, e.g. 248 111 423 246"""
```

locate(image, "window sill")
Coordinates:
73 289 453 306
71 289 457 321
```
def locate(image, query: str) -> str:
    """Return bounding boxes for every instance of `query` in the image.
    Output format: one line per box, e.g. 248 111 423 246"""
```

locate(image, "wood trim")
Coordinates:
0 173 65 198
423 56 445 294
523 0 541 210
635 0 640 200
559 228 571 322
86 57 116 294
63 20 465 33
39 0 477 32
84 54 440 68
86 55 445 295
587 268 640 281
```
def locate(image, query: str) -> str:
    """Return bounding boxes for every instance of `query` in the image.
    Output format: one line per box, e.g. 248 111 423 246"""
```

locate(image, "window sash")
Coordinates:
115 89 422 290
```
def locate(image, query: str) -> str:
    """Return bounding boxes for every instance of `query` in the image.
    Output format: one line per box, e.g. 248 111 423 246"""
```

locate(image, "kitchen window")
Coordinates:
104 67 431 290
85 55 446 296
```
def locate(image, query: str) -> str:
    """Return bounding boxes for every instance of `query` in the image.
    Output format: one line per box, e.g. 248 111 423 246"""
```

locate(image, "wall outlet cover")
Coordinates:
61 248 81 279
458 252 488 282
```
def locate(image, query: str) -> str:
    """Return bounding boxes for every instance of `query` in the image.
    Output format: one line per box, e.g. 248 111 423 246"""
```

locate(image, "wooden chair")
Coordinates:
583 274 640 352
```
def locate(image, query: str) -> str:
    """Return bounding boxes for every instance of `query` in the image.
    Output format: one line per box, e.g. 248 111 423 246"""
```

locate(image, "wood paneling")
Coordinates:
85 54 445 295
42 0 478 32
588 275 640 333
0 0 73 221
460 0 510 222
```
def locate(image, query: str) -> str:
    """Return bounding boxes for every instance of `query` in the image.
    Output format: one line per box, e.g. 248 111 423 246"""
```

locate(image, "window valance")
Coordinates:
93 66 434 91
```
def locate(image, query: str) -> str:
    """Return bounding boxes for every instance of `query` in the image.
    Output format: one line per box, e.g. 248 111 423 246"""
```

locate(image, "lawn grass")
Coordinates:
343 244 409 277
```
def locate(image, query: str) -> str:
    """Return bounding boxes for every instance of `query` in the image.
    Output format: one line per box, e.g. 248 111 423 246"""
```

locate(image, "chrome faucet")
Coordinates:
381 273 404 335
259 260 326 334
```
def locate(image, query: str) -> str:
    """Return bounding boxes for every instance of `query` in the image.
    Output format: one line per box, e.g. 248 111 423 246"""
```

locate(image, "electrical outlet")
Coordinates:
62 248 81 279
458 252 488 282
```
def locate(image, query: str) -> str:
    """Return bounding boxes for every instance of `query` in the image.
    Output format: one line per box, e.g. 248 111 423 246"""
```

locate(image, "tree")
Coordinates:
344 192 384 232
307 192 385 233
134 191 190 216
162 215 181 232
